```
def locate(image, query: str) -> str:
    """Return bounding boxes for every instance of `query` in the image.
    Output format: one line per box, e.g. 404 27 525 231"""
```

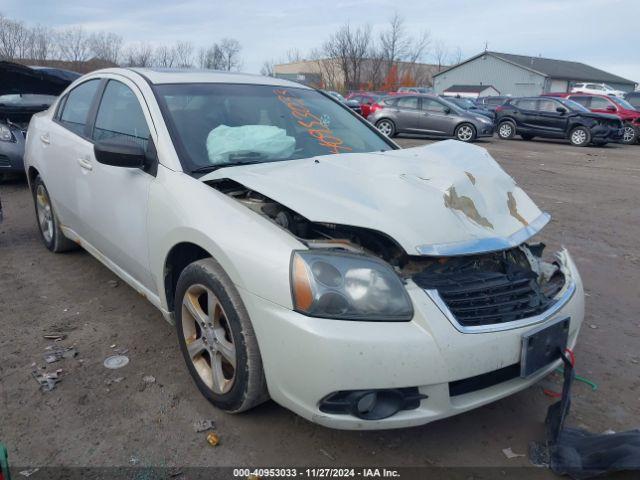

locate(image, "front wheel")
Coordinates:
622 124 637 144
376 119 396 137
175 258 269 413
497 121 516 139
569 126 591 147
32 176 78 253
455 123 476 142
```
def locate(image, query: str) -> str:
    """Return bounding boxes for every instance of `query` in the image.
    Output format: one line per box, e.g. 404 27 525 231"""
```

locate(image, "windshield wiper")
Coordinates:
190 153 272 175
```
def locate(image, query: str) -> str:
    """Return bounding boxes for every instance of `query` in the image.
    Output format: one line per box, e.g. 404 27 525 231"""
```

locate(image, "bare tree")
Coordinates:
0 15 30 59
433 39 449 71
322 23 372 91
449 46 463 66
219 38 242 71
174 41 193 68
199 44 224 69
27 25 54 61
56 26 91 62
154 44 177 68
284 48 303 63
260 59 275 76
124 42 154 67
89 31 122 64
379 14 430 65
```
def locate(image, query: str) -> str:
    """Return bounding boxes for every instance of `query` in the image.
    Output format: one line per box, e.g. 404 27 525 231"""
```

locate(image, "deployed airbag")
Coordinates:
206 125 295 164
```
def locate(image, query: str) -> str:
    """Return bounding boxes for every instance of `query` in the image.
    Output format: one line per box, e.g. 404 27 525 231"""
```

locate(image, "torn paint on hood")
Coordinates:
0 61 80 97
200 140 549 256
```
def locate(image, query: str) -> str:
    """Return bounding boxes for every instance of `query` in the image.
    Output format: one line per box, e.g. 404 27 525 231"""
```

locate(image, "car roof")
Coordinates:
93 67 312 89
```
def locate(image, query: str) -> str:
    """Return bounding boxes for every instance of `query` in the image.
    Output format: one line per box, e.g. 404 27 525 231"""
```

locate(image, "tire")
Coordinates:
32 175 78 253
497 121 516 139
521 134 535 141
454 123 476 142
569 126 591 147
175 258 269 413
376 119 396 137
622 123 637 144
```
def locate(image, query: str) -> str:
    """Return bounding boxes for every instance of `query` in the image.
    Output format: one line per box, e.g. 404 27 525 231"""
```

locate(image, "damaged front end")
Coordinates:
206 175 574 332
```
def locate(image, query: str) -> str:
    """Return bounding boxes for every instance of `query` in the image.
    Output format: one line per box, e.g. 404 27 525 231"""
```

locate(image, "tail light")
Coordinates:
369 103 382 114
495 105 505 113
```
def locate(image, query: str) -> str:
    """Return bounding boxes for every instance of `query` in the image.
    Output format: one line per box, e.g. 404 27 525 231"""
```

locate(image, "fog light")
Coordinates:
319 387 427 420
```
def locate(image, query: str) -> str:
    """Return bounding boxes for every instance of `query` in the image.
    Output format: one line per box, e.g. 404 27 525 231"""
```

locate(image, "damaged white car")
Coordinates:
24 69 583 429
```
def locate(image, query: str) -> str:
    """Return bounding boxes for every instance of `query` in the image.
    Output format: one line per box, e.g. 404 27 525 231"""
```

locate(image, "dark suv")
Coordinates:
495 96 624 147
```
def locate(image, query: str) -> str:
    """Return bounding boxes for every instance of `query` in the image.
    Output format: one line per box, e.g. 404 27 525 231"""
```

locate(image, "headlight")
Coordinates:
0 124 15 142
291 251 413 321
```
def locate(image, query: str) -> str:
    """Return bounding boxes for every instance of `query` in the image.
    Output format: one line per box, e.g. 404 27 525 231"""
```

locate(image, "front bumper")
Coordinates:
0 127 26 173
476 124 495 137
591 125 624 142
241 250 584 430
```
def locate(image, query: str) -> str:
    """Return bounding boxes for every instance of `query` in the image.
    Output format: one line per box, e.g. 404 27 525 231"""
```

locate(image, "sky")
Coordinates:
2 0 639 83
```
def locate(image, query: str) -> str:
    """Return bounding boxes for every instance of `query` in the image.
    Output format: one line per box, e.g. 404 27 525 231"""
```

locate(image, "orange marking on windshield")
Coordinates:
275 89 352 155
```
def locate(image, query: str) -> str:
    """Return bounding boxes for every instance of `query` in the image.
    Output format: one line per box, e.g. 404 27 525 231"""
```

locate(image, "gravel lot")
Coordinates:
1 136 639 476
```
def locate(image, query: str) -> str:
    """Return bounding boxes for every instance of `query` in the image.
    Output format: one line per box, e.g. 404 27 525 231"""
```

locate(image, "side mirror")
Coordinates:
443 107 451 114
94 138 147 168
556 107 567 114
606 105 616 112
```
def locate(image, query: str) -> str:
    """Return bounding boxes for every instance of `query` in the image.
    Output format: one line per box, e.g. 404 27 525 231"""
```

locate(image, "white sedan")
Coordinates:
24 69 584 429
570 82 626 98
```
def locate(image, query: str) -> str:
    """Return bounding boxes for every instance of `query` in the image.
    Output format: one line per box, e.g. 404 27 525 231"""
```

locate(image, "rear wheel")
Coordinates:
497 121 515 139
622 123 637 144
455 123 476 142
376 119 396 137
520 133 535 141
175 258 269 413
569 126 591 147
32 176 78 253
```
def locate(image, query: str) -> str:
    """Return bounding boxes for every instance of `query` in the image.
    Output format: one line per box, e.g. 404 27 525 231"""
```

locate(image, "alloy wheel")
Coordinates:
35 184 54 244
457 125 474 141
499 123 513 138
181 284 237 394
377 120 393 136
623 126 636 143
571 129 587 145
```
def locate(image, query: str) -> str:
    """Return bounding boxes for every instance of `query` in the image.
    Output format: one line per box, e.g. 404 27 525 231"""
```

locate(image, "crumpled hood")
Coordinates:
0 61 79 96
201 140 549 256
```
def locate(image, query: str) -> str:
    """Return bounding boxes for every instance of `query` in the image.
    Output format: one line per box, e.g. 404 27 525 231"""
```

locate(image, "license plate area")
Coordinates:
520 317 570 378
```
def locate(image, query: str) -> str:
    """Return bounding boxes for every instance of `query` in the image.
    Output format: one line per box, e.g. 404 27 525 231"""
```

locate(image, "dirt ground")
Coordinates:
1 136 639 476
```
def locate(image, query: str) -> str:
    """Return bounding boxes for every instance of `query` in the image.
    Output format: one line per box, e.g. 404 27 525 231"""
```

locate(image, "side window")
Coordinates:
536 99 560 112
589 97 613 110
93 80 150 149
58 79 100 136
569 96 590 107
422 99 446 113
514 99 537 110
397 96 419 110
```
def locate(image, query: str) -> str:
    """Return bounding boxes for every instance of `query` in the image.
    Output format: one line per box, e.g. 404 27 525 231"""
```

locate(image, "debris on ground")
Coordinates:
43 345 77 364
107 280 119 288
104 377 125 386
138 374 156 392
502 447 525 459
103 355 129 369
193 419 216 433
319 448 336 461
19 467 40 476
43 333 66 341
206 432 220 447
32 370 61 392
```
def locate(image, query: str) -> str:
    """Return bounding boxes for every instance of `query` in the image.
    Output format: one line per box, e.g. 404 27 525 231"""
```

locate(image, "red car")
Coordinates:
545 92 640 144
345 92 385 118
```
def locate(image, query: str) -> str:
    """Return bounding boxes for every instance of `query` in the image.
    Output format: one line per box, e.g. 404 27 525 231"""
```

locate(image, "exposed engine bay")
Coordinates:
209 177 567 327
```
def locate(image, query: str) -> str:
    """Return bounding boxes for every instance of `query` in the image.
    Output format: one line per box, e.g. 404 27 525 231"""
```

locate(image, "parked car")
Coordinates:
440 96 495 120
25 68 584 429
344 92 385 118
570 82 625 98
544 93 640 144
369 94 494 142
322 90 362 116
0 61 80 180
624 91 640 110
496 96 623 146
474 95 510 112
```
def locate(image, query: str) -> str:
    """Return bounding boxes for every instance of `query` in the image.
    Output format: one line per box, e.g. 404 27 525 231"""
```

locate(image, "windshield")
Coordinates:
447 97 475 109
0 94 57 107
326 91 346 103
610 96 636 110
156 83 393 172
557 98 590 113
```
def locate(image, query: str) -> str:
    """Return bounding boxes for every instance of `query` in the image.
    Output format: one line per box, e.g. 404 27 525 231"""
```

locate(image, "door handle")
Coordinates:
77 157 93 171
40 133 50 144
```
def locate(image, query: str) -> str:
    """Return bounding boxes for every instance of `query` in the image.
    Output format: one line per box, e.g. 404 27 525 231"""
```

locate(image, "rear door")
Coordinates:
420 98 456 135
510 98 538 130
44 79 102 229
393 96 422 132
79 78 156 291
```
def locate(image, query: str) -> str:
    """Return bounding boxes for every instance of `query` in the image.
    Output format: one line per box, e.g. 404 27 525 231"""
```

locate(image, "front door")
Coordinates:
420 98 455 135
79 78 156 292
532 98 567 137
